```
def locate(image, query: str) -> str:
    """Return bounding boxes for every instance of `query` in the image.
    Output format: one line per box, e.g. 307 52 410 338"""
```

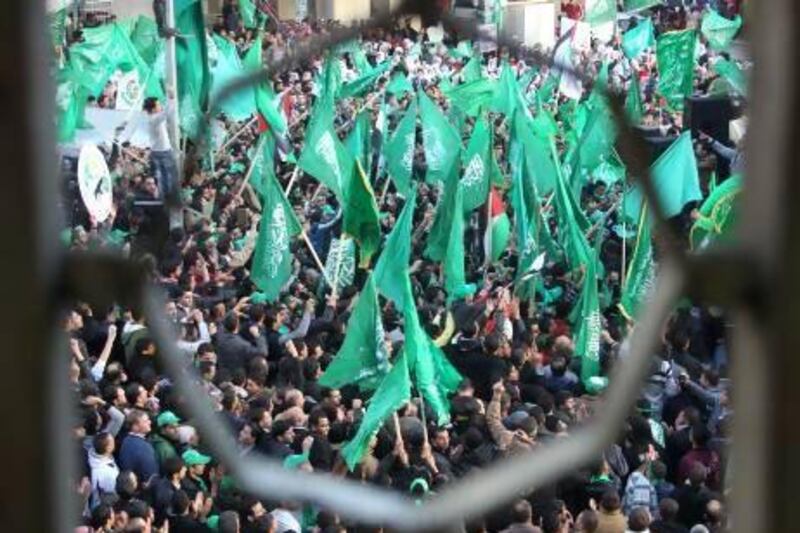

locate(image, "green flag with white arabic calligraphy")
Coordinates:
319 275 391 391
419 89 462 183
572 253 606 393
298 95 352 201
460 117 492 212
620 205 656 319
251 171 303 301
690 174 742 250
657 30 697 111
323 237 357 292
425 161 460 262
384 99 417 195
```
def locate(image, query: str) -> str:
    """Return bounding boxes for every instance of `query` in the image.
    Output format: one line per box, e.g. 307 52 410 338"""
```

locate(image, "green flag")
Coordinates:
585 0 618 26
444 78 497 117
419 89 462 183
460 117 492 212
513 110 556 195
129 16 161 66
175 0 211 135
339 61 392 99
384 100 417 195
690 174 742 250
323 237 357 292
574 93 617 178
444 189 467 302
714 58 747 97
425 162 460 262
374 187 417 309
657 30 697 111
68 22 163 99
463 55 483 83
403 282 461 425
209 35 256 121
319 275 391 391
248 133 276 197
345 111 372 171
622 18 655 59
624 132 702 222
620 205 656 319
491 62 519 117
251 171 303 301
625 74 644 125
55 67 90 143
386 71 414 96
623 0 663 12
552 140 592 271
572 254 606 392
341 352 411 471
298 98 352 201
343 161 381 268
701 9 743 51
239 0 262 28
510 147 540 300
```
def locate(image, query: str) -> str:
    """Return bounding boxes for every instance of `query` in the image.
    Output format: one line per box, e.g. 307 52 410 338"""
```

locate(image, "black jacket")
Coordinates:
214 330 267 373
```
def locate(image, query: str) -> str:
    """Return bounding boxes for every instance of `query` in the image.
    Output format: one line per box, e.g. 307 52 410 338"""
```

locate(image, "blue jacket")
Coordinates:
118 433 159 484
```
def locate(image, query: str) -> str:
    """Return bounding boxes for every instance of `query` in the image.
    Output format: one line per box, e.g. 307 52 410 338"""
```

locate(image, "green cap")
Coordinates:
156 411 181 428
206 515 219 531
182 449 212 466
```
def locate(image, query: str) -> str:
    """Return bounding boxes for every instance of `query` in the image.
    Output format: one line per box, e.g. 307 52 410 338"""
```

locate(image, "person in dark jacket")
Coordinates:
651 498 689 533
150 455 186 526
308 409 334 472
117 410 159 486
214 312 267 374
258 420 295 460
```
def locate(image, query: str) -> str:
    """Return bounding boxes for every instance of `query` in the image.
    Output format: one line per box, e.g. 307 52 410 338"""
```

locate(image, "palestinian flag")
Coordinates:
484 187 511 264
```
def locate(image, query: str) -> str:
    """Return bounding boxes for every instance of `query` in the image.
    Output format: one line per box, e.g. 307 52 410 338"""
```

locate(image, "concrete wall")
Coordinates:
315 0 371 22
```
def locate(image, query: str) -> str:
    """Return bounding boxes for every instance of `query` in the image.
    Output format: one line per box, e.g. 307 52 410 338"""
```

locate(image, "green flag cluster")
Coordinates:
623 0 663 12
209 35 256 121
374 187 417 309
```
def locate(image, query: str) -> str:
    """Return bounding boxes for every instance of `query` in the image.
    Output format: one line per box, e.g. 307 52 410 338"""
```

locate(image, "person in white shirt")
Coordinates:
143 88 178 202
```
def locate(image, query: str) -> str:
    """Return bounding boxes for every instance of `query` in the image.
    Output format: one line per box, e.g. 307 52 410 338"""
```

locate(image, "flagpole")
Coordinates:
235 135 267 198
484 190 493 269
164 0 182 173
621 192 627 288
284 165 301 197
418 393 429 444
301 231 334 287
216 116 259 157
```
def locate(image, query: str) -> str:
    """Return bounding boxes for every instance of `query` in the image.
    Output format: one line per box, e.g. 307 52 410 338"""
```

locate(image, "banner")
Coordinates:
657 30 697 110
77 144 114 223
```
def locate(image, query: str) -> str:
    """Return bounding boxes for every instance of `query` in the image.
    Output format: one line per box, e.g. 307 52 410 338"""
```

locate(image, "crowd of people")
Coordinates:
61 1 743 532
